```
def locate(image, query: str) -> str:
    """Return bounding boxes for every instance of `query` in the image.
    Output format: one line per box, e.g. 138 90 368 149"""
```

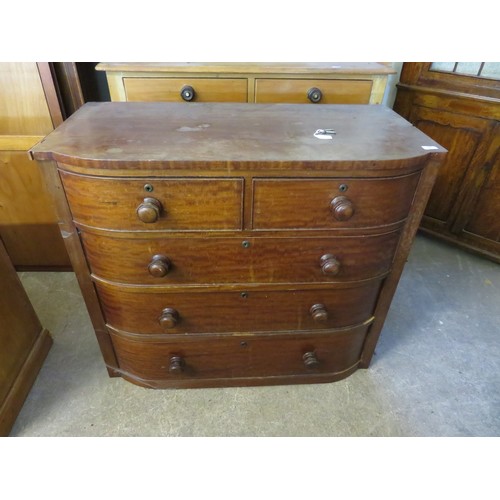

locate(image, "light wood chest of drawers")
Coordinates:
96 62 395 105
31 102 446 388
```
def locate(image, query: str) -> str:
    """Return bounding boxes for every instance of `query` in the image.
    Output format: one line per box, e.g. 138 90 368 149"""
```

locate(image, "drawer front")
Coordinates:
111 325 369 382
252 173 420 230
82 231 400 285
254 78 372 104
59 171 243 231
123 77 248 102
96 282 382 334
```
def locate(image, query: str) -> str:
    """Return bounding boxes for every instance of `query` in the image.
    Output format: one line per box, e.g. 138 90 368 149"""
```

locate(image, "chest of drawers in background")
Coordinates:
96 62 395 105
30 102 446 388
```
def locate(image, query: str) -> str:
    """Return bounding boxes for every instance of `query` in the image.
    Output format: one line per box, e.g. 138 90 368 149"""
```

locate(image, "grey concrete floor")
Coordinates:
10 234 500 436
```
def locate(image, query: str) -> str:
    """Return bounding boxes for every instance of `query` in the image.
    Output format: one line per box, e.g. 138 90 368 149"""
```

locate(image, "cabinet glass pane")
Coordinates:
480 62 500 78
455 62 482 75
430 62 455 72
430 61 500 80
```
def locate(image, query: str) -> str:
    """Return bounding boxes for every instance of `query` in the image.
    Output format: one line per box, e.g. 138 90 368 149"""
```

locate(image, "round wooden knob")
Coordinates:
330 196 354 221
310 304 328 322
180 85 195 101
137 197 162 223
148 255 171 277
303 351 320 369
307 87 323 103
169 355 184 374
158 308 179 329
320 254 340 275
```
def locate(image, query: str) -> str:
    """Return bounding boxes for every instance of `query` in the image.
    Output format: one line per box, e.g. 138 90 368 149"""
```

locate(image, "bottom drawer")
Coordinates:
110 323 370 388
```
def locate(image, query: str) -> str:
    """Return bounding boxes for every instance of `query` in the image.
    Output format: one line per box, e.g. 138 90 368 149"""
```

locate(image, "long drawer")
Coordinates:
59 171 244 231
96 281 382 334
82 231 400 285
252 173 421 230
110 323 370 385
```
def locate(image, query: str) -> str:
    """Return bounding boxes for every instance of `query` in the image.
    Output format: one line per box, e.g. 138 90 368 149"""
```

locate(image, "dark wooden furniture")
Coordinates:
31 102 445 388
0 237 53 435
393 62 500 263
97 62 395 105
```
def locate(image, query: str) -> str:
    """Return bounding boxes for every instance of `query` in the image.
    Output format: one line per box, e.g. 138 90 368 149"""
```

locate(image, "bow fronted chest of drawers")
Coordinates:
30 102 446 388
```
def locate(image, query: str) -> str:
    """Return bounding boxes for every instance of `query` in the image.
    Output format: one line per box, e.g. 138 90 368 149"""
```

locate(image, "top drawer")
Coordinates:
252 173 421 230
123 78 248 102
254 79 373 104
59 171 243 231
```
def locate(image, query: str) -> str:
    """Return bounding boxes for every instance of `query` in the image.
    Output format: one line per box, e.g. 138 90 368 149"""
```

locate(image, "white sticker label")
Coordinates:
422 145 439 150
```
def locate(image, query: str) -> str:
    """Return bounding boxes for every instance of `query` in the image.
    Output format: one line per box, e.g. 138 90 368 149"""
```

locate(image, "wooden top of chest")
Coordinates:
30 102 446 171
95 62 396 75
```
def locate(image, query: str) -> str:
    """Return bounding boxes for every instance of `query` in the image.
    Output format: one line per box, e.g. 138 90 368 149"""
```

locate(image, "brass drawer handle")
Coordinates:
137 197 162 223
320 254 340 275
180 85 195 101
148 255 171 277
310 304 328 322
169 355 184 374
307 87 323 103
303 351 320 369
331 195 354 221
158 308 179 329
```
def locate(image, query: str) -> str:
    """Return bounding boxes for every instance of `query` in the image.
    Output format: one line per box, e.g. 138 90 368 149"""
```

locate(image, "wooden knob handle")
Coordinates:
180 85 195 101
303 351 320 369
158 308 179 329
148 255 171 277
307 87 323 103
330 196 354 221
137 197 162 223
169 355 184 374
320 254 340 275
310 304 328 322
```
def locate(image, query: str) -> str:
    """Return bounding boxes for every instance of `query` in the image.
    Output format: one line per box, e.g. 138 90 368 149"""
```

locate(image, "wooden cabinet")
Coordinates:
0 237 52 435
31 102 445 388
96 62 394 105
0 63 70 269
393 62 500 262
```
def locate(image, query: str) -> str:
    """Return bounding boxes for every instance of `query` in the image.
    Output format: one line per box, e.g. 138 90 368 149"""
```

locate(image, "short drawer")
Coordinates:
110 324 369 384
254 78 372 104
252 173 420 230
82 231 400 285
123 77 248 102
59 171 243 231
96 281 382 335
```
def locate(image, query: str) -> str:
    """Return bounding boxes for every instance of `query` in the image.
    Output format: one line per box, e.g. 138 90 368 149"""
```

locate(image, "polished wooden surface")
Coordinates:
31 103 446 388
110 325 370 388
96 281 381 334
0 237 52 436
59 172 244 231
97 62 395 105
0 62 70 269
31 103 443 167
80 230 400 285
394 62 499 262
252 174 420 229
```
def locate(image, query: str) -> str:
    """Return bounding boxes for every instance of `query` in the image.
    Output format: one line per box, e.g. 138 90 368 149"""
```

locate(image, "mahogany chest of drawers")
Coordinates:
31 102 446 388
